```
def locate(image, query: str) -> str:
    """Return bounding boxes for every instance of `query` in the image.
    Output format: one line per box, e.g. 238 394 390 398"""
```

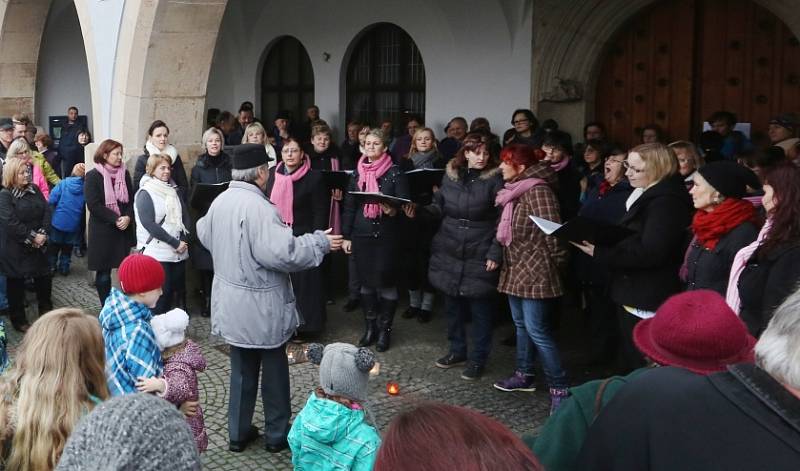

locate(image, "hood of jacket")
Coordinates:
298 393 367 445
166 339 206 372
446 158 500 182
99 287 154 333
63 176 85 195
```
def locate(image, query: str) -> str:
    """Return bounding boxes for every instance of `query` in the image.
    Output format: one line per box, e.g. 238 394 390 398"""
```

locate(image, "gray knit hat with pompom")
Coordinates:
56 393 201 471
307 342 375 402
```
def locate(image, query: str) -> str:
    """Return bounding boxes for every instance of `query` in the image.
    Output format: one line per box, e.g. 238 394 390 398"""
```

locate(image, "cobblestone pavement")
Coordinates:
10 256 604 470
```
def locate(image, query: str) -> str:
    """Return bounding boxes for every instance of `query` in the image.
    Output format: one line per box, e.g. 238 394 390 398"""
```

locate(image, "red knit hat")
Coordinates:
633 290 756 375
118 254 165 294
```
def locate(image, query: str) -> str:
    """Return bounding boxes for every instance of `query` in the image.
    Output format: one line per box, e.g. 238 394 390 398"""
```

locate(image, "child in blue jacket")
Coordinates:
48 163 85 275
289 343 381 471
99 254 164 396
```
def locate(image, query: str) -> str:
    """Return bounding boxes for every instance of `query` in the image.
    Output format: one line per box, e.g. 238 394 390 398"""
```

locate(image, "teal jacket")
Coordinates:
288 393 381 471
525 368 650 471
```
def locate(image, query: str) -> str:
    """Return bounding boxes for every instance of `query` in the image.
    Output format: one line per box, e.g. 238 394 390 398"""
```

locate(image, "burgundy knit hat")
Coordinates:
118 254 165 294
633 290 756 375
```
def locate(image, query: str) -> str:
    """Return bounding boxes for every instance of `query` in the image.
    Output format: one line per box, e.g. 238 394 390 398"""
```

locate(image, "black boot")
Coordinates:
376 298 397 352
9 307 30 333
358 293 379 347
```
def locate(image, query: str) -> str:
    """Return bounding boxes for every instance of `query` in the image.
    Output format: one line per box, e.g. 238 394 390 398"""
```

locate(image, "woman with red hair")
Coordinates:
374 402 544 471
727 162 800 337
492 144 570 414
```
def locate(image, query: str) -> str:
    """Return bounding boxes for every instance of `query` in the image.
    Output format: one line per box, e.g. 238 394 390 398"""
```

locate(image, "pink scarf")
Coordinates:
329 157 342 234
550 156 570 172
726 218 771 314
270 158 311 226
495 177 545 246
357 153 393 219
95 162 128 216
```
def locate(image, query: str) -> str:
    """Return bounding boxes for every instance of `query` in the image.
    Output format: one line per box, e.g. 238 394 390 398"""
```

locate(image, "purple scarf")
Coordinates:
329 156 342 234
495 177 545 246
726 218 772 314
95 162 128 216
550 156 570 172
357 153 393 219
270 158 311 226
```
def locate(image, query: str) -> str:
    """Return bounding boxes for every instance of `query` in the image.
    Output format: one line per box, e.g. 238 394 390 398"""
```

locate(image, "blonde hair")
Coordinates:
1 158 27 189
0 308 109 470
201 127 224 150
631 143 677 183
408 127 438 157
242 122 266 145
6 138 29 160
145 153 173 176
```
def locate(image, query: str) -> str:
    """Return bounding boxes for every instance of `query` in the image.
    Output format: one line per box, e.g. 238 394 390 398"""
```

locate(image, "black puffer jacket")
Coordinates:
684 221 758 295
425 160 503 298
594 174 693 311
0 186 51 278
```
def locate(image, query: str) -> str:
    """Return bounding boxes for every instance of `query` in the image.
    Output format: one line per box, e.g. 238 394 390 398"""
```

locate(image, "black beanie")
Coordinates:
232 143 272 169
698 161 760 199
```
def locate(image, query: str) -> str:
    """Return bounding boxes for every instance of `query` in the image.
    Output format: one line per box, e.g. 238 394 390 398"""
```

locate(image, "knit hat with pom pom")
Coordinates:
306 342 375 402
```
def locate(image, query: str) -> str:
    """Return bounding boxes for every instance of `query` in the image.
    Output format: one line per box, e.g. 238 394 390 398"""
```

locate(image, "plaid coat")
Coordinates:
99 287 163 396
498 164 567 299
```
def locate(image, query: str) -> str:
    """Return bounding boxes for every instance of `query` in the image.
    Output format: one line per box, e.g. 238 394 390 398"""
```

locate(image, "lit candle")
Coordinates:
386 381 400 395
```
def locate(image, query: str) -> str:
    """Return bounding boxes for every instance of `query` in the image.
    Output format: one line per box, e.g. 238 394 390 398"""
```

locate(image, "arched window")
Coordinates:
346 23 425 127
261 37 314 126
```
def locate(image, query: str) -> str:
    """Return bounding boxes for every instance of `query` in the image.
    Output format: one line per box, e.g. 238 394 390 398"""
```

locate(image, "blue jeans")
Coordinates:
0 275 7 310
508 295 567 388
445 294 494 366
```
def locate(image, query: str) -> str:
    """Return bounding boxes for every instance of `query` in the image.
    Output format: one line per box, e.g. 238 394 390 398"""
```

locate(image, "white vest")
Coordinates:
134 188 189 263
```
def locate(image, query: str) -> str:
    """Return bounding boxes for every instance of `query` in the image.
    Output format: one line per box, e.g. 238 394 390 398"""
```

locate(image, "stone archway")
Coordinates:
110 0 229 165
531 0 800 138
0 0 57 120
0 0 97 124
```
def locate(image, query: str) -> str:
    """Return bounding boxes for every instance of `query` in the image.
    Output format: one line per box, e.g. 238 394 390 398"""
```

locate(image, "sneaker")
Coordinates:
549 387 570 415
493 371 536 392
435 353 466 369
460 362 484 381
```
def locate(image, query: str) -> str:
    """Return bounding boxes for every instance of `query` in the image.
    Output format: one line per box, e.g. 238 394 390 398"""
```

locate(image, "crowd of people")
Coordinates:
0 101 798 470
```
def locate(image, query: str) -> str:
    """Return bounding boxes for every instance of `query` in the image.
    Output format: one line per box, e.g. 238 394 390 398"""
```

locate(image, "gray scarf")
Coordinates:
410 150 438 169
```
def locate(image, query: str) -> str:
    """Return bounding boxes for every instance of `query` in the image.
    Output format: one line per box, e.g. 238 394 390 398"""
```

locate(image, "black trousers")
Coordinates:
7 276 52 325
228 344 290 446
616 305 646 373
154 260 186 314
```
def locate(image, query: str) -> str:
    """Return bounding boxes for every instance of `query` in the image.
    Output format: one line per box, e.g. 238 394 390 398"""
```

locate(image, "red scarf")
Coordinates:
692 198 756 250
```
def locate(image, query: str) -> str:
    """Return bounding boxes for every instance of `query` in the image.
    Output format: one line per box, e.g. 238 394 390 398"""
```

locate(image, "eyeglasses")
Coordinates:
607 159 625 165
623 161 645 173
512 119 530 125
282 148 301 154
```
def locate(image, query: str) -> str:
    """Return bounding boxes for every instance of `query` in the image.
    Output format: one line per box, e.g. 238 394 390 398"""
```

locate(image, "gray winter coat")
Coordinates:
196 181 330 349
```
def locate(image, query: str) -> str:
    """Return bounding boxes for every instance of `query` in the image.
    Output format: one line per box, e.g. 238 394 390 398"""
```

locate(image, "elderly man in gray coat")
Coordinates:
197 143 342 453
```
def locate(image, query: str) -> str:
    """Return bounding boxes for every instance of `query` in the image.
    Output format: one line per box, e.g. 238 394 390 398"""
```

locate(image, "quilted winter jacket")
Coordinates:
162 340 208 452
288 393 380 471
48 176 85 233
